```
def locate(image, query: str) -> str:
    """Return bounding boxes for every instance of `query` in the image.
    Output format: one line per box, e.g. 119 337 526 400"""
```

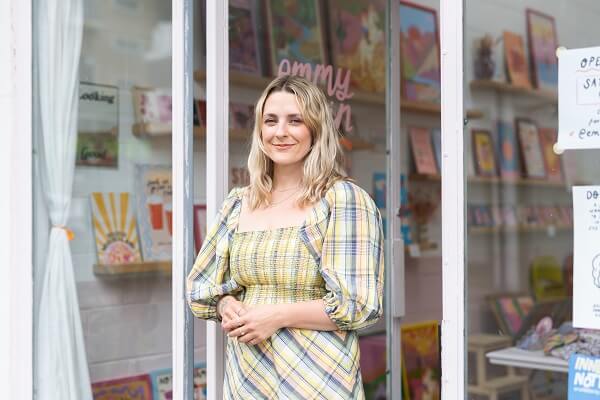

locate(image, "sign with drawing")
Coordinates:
557 46 600 150
572 186 600 329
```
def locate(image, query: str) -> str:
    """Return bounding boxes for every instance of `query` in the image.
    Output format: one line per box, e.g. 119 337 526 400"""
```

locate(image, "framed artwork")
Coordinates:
193 204 207 254
431 128 442 171
399 1 441 104
135 165 173 261
487 294 535 338
503 31 531 89
526 9 559 91
132 86 172 125
266 0 327 74
516 118 546 179
229 102 254 131
409 127 438 175
150 363 207 400
496 121 520 180
401 321 441 400
327 0 386 93
92 374 153 400
472 129 497 177
372 172 386 209
538 127 563 183
90 192 142 265
76 82 119 167
229 0 262 75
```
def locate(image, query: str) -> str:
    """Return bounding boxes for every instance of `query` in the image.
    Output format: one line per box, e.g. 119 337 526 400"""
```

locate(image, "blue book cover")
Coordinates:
568 354 600 399
372 172 386 210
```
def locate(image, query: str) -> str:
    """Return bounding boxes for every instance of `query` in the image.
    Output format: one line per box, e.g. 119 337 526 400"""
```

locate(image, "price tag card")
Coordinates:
572 186 600 329
558 47 600 150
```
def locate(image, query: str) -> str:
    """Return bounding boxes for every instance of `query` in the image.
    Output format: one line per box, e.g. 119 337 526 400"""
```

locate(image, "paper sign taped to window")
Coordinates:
572 186 600 329
558 46 600 150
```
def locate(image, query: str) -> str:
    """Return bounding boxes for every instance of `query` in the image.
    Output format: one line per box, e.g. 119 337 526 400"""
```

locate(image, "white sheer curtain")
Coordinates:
35 0 92 399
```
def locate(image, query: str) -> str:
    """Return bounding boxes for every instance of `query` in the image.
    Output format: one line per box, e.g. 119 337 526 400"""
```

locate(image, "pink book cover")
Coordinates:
410 127 438 175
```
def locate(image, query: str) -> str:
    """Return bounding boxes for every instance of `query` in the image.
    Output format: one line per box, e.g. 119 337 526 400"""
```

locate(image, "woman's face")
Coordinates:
261 91 312 167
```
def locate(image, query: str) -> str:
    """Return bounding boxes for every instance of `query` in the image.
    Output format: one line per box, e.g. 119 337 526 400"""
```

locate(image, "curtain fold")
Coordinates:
35 0 91 399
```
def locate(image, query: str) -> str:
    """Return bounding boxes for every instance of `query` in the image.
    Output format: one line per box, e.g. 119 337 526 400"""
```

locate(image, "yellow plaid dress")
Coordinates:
186 181 384 399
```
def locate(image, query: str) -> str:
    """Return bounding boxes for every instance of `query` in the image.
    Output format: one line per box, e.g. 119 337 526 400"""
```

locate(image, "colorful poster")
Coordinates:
410 127 438 175
496 121 520 179
572 186 600 330
503 31 531 89
401 321 441 400
77 82 119 167
527 10 558 91
568 354 600 399
399 2 441 104
372 172 386 210
136 165 172 261
267 0 326 73
92 374 153 400
328 0 386 93
472 129 497 177
516 119 546 179
150 364 207 400
90 192 142 265
229 0 262 75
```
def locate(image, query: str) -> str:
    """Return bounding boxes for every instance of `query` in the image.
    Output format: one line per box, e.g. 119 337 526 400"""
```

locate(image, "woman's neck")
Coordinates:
272 163 303 191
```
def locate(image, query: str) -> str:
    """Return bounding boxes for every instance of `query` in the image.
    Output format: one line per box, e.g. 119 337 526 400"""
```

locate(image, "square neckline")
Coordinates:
233 193 322 234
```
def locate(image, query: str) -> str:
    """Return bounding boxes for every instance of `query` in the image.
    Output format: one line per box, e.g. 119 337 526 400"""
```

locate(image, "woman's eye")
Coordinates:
290 119 302 125
264 119 275 125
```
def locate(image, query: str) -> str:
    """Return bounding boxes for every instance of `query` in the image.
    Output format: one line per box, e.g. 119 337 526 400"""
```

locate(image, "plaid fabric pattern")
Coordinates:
186 181 384 399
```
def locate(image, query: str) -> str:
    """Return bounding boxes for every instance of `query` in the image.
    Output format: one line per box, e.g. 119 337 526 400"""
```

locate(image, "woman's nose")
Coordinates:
275 122 287 137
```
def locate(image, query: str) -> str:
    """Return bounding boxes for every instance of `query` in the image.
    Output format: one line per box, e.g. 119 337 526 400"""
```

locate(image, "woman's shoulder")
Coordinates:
218 186 246 216
324 179 378 213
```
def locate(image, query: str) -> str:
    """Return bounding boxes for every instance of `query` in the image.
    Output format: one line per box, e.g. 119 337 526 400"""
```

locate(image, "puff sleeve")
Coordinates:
320 181 385 331
186 188 243 321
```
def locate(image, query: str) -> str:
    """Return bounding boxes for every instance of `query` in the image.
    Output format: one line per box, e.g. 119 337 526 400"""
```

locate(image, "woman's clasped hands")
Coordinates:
218 295 283 346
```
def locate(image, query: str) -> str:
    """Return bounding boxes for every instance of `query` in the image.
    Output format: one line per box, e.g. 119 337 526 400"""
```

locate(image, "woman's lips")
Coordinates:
272 144 294 150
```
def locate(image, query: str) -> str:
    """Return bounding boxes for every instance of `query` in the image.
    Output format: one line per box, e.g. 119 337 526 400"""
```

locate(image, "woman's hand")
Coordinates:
223 304 283 345
217 295 247 334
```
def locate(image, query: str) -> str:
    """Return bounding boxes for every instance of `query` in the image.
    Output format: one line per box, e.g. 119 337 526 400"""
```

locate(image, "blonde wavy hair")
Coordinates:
246 75 348 209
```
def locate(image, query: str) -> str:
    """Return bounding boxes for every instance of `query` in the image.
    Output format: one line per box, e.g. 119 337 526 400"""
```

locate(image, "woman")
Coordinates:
186 75 384 399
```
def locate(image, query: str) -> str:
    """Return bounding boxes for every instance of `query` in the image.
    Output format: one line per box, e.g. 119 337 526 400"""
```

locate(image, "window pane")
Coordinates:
464 1 597 398
33 0 174 397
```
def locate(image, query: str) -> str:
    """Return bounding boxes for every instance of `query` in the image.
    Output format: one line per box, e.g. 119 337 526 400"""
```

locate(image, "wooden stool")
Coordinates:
467 334 529 400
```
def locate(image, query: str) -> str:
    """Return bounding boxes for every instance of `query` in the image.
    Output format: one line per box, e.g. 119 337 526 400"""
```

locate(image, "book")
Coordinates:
135 165 173 261
516 119 546 179
92 374 153 400
410 127 438 175
503 31 531 88
496 121 520 180
90 192 142 265
538 127 563 183
472 129 497 177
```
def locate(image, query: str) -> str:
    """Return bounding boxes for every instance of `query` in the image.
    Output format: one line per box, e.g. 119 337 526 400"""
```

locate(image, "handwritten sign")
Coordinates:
558 47 600 150
572 186 600 329
277 59 354 133
568 354 600 399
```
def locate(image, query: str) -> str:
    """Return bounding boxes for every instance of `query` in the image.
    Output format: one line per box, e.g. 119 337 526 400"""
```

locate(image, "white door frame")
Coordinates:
204 1 229 399
172 0 195 398
440 0 466 398
3 0 33 398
